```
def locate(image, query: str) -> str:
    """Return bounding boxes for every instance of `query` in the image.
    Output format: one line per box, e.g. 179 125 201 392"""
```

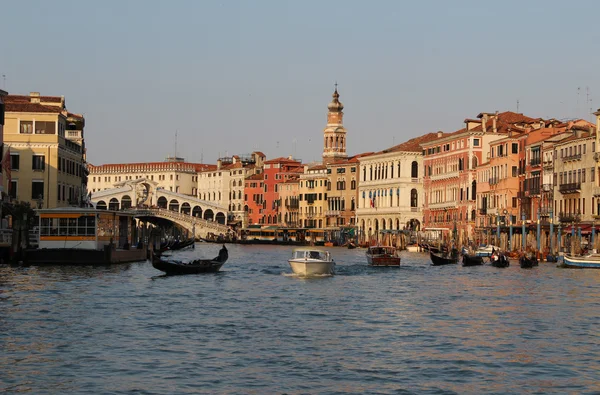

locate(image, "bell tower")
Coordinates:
322 84 348 164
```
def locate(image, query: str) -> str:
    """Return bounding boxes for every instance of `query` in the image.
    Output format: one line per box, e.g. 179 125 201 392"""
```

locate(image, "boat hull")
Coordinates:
462 254 483 266
24 247 147 265
367 256 401 267
152 257 225 275
430 251 458 266
519 256 539 268
288 260 335 276
562 256 600 269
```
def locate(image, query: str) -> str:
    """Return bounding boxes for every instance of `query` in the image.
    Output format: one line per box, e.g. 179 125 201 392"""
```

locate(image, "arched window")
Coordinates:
410 189 418 208
411 161 418 178
471 180 477 200
351 180 356 190
472 156 478 169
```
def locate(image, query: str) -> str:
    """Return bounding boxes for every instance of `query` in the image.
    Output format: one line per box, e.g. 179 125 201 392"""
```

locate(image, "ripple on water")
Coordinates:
0 246 599 393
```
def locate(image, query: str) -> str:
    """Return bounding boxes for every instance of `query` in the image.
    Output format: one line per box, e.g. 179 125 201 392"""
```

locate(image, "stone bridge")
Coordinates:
90 178 230 237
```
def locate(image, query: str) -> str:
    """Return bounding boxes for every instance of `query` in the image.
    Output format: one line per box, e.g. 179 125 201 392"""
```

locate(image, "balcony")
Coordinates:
517 191 529 200
487 207 498 216
326 210 341 217
430 171 460 181
594 187 600 197
489 177 499 185
543 160 553 169
66 129 83 139
558 212 581 223
527 187 540 196
529 158 541 166
479 208 487 215
559 182 581 194
428 201 457 210
562 153 582 162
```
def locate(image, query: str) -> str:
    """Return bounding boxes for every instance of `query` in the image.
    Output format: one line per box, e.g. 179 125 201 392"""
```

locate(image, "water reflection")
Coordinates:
0 247 599 393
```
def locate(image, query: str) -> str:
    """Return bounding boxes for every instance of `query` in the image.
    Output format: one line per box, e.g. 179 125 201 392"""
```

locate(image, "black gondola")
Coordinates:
347 242 357 249
490 254 510 268
152 245 228 275
462 254 483 266
430 250 458 266
519 255 538 268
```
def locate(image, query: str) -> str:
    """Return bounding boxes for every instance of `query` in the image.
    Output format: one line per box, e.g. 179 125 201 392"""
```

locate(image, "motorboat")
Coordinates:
474 245 499 257
288 248 335 276
366 246 401 267
562 253 600 269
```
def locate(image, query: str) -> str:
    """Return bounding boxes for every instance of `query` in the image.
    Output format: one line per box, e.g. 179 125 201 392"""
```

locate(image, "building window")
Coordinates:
10 154 19 170
32 180 44 200
35 121 55 134
20 121 33 134
410 189 418 208
512 143 518 154
32 155 45 171
9 181 17 200
411 161 418 178
473 138 480 147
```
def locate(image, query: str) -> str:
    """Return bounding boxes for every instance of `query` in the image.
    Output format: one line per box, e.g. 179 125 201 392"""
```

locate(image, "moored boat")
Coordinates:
462 254 483 266
152 245 228 275
430 250 458 266
474 245 499 257
490 252 510 268
519 255 539 268
288 248 335 276
366 246 401 267
561 254 600 269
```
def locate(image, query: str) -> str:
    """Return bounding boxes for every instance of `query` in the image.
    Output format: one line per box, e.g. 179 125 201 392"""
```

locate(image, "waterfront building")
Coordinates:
244 173 264 226
2 92 87 208
421 111 538 243
278 176 301 228
322 86 347 165
474 158 491 240
553 124 596 230
89 158 213 198
198 152 265 227
298 164 328 231
262 156 303 225
356 134 438 244
0 89 6 198
325 154 366 231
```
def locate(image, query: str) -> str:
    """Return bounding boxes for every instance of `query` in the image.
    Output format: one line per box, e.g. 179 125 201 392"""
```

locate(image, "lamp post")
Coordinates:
536 208 541 253
496 214 500 247
550 209 554 256
522 211 526 251
509 210 513 251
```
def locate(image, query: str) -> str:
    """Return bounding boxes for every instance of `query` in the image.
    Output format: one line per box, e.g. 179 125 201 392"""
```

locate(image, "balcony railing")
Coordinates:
558 212 581 223
430 171 460 181
559 182 581 194
527 187 540 196
326 210 341 217
479 208 487 215
529 158 541 166
517 191 528 199
562 153 582 162
543 160 553 169
489 177 499 185
428 201 458 210
66 130 83 139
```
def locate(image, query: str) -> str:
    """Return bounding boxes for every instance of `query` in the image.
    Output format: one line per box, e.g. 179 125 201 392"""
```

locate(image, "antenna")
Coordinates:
516 99 519 113
174 130 178 158
1 74 5 89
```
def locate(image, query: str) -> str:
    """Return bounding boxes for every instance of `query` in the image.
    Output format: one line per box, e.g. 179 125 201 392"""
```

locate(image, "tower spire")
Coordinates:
322 84 347 164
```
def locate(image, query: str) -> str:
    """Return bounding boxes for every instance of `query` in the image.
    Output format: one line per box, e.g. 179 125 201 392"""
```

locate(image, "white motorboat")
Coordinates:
288 248 335 276
474 245 499 257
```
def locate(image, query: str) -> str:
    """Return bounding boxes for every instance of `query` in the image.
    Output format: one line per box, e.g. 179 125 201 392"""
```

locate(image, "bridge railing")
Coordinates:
127 208 230 233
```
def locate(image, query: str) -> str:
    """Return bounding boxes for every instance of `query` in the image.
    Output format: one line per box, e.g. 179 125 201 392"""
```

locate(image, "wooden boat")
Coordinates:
366 246 401 267
158 238 195 253
561 254 600 269
288 248 335 276
462 254 483 266
490 253 510 268
430 250 458 266
152 245 228 275
347 242 357 250
519 255 539 268
474 245 499 257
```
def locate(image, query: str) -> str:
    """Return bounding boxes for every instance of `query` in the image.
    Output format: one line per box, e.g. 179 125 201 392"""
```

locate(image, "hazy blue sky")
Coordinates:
1 0 598 165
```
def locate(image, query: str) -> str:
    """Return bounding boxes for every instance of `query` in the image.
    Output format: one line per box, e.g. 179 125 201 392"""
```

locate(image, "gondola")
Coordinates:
490 253 510 268
347 242 357 250
519 255 538 269
158 238 196 254
462 254 483 266
152 245 228 275
430 250 458 266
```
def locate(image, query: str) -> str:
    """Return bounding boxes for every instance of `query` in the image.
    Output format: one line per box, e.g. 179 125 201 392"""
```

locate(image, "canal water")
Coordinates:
1 245 599 394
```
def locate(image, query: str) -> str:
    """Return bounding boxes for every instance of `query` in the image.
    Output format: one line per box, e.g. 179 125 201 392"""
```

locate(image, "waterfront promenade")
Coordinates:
1 245 598 394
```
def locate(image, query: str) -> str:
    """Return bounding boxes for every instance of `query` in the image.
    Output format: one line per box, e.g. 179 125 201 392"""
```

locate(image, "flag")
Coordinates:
1 147 10 193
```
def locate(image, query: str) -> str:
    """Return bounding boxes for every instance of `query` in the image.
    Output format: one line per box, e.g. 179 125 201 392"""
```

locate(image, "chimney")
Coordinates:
437 130 443 138
482 114 488 133
217 159 222 170
30 92 40 103
492 114 497 133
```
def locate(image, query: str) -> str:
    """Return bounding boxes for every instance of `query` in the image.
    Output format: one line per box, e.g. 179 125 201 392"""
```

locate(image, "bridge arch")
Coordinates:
215 212 226 225
97 200 107 210
204 209 214 221
157 196 167 209
168 199 179 212
181 202 191 215
121 195 132 209
192 206 202 217
109 198 119 210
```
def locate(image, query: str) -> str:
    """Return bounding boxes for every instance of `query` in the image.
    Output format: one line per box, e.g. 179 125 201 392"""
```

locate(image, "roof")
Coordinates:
5 102 64 113
379 132 441 154
5 93 67 114
245 173 263 181
308 164 327 171
264 157 302 164
330 152 374 164
88 161 215 173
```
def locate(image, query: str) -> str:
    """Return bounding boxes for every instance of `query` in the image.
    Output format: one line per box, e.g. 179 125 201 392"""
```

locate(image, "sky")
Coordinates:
1 0 599 166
